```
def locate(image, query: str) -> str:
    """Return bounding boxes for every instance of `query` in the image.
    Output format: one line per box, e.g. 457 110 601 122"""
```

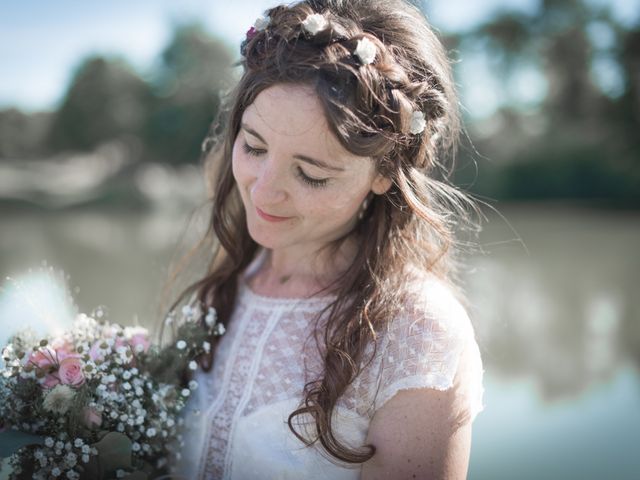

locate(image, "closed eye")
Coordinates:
297 167 329 188
242 142 265 157
243 142 329 188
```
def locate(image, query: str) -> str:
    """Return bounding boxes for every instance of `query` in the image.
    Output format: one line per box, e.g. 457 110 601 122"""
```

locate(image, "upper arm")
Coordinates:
361 388 472 480
360 338 480 480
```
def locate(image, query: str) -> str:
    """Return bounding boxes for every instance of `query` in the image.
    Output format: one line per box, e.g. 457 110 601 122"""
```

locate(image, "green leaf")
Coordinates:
92 432 133 475
0 430 44 458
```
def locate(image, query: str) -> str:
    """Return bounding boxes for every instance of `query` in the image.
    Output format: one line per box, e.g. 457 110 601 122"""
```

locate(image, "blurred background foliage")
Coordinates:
448 0 640 205
0 22 233 166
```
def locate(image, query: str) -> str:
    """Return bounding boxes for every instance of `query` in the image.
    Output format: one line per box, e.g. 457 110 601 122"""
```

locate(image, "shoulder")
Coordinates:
380 269 477 369
372 268 484 422
359 271 484 479
401 268 472 334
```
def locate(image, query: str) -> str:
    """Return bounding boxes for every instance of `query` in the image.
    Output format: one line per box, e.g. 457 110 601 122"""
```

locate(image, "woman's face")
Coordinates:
232 83 390 255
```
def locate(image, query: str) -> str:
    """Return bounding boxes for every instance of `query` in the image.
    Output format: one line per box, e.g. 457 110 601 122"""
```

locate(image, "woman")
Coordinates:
169 0 485 478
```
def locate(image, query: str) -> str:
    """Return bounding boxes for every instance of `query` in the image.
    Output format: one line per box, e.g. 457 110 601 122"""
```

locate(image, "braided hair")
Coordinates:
169 0 480 464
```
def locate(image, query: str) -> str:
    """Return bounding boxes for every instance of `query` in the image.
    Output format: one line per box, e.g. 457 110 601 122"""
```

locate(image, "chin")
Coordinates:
246 221 287 250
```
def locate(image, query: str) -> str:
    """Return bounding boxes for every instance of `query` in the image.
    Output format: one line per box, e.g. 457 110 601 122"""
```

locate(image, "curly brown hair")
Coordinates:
163 0 482 465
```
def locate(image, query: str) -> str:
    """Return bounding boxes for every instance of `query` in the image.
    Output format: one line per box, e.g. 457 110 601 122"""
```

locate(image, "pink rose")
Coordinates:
58 357 85 387
82 407 102 429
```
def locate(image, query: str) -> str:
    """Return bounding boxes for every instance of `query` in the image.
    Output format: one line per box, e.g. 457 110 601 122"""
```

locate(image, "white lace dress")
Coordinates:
173 252 485 479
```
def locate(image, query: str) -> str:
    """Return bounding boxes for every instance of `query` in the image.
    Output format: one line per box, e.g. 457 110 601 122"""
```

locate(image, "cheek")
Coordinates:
303 190 363 222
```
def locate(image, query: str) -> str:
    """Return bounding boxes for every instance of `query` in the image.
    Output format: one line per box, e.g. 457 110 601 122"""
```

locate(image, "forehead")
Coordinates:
245 84 324 136
242 84 368 166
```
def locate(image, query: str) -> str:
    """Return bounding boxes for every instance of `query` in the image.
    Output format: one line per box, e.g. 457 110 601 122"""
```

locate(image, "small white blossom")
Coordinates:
188 361 197 371
74 438 83 448
122 370 132 380
409 110 426 134
354 37 377 65
202 341 211 353
132 442 141 452
65 451 78 467
214 323 226 336
146 428 157 437
176 340 187 350
188 380 198 390
52 467 61 477
302 13 328 35
45 437 55 447
82 454 90 463
181 388 191 397
116 470 127 479
204 308 217 327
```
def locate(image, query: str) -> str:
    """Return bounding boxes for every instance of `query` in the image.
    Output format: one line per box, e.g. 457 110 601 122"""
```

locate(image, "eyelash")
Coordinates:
242 142 329 188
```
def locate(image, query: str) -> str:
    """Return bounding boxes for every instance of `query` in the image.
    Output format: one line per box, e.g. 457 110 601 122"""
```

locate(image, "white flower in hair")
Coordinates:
254 14 270 31
409 110 427 134
355 37 377 65
302 13 328 35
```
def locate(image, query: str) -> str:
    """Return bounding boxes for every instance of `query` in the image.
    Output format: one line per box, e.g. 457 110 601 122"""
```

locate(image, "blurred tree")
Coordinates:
0 109 52 159
143 23 234 164
451 0 640 205
47 56 152 154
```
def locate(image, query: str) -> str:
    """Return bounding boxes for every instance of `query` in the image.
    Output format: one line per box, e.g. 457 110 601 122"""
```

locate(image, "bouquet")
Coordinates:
0 280 224 480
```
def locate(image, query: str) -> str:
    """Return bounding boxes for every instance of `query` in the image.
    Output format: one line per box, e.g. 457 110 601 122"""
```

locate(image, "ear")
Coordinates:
371 173 392 195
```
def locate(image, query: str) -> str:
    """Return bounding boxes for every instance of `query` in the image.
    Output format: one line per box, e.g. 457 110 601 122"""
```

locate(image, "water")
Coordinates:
1 202 639 479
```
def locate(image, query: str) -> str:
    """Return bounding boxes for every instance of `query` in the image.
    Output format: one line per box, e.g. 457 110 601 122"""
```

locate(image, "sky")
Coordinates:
0 0 638 114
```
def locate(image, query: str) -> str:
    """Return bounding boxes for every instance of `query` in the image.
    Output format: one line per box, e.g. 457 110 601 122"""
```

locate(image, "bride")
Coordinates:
169 0 485 478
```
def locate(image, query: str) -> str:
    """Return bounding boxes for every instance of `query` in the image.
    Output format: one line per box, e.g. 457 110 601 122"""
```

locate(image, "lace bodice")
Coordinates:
173 251 485 479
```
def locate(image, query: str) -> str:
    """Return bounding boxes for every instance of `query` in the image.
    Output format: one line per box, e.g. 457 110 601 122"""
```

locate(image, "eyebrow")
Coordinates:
241 123 345 172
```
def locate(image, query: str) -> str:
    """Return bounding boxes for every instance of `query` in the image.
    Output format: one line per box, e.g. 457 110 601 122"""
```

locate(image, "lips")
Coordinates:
255 207 291 222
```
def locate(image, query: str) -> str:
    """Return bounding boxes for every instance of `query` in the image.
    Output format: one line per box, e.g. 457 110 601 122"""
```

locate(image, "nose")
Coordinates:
250 157 287 206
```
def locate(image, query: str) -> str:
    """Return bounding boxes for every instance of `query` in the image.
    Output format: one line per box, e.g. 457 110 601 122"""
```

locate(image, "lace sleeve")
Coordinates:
371 276 485 424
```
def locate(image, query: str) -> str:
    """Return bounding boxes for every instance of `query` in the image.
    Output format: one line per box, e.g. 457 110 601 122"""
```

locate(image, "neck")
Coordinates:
259 240 357 287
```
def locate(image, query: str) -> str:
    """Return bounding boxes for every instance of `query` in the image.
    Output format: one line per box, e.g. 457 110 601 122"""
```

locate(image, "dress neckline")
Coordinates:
239 248 338 306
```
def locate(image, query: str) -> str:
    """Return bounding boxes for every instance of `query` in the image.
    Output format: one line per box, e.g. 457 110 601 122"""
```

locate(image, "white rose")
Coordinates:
409 110 426 134
302 13 328 35
355 37 377 65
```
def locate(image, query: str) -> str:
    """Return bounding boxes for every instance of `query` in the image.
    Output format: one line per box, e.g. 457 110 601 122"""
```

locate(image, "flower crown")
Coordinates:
240 11 427 136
